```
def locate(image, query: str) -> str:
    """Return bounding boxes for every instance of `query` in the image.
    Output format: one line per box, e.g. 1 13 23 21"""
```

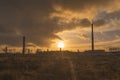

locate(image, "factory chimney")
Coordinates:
22 36 26 55
91 21 94 51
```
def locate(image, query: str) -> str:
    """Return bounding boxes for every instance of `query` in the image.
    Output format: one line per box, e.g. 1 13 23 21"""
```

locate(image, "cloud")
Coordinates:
27 42 38 48
0 24 15 34
115 34 120 38
77 34 89 40
94 10 120 27
51 0 119 28
80 18 91 27
53 0 114 12
0 0 58 47
0 0 119 48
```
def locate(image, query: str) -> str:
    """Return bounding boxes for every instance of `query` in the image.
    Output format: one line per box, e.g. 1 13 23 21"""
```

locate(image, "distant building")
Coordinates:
36 49 42 53
108 47 120 52
85 50 105 53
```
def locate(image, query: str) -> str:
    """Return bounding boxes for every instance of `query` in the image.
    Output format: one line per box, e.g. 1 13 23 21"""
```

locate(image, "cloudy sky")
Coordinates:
0 0 120 51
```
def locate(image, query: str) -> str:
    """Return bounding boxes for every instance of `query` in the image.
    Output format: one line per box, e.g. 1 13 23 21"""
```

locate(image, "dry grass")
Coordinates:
0 53 120 80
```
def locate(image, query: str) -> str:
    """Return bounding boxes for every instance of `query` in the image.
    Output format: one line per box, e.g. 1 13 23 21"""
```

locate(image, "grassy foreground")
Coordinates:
0 53 120 80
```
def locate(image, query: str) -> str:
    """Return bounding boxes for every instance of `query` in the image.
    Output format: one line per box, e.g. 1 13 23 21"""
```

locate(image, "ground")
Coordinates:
0 52 120 80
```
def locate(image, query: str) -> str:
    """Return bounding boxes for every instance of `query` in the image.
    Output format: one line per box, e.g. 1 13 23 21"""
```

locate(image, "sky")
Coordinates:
0 0 120 51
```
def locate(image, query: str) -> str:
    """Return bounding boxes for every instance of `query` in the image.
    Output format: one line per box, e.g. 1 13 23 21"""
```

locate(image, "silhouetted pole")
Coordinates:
91 21 94 51
4 46 8 54
22 36 26 55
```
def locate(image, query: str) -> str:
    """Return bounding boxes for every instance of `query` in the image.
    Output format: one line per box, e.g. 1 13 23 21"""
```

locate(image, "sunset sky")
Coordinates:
0 0 120 51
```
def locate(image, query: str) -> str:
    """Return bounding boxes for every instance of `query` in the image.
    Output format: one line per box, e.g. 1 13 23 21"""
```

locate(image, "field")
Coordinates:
0 52 120 80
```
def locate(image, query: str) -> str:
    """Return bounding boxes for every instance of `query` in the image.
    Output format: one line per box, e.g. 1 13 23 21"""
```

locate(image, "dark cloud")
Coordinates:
80 18 91 27
0 35 22 46
0 0 56 47
54 0 113 12
96 10 120 20
94 10 120 27
0 24 15 34
0 0 117 47
94 19 107 27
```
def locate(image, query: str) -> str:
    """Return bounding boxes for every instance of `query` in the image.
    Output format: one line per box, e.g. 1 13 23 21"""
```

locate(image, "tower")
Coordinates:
22 36 26 55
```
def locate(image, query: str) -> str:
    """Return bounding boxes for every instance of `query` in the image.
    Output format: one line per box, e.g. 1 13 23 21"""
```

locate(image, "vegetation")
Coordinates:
0 52 120 80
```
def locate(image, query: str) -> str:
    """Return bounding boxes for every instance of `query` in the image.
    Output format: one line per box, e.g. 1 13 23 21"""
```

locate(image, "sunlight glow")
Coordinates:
58 41 64 48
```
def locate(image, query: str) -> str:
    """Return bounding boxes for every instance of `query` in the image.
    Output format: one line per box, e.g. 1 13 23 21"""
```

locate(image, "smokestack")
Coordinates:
22 36 26 55
4 46 8 54
91 21 94 51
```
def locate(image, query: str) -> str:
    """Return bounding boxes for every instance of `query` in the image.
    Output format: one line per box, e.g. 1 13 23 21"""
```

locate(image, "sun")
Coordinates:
58 41 64 48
